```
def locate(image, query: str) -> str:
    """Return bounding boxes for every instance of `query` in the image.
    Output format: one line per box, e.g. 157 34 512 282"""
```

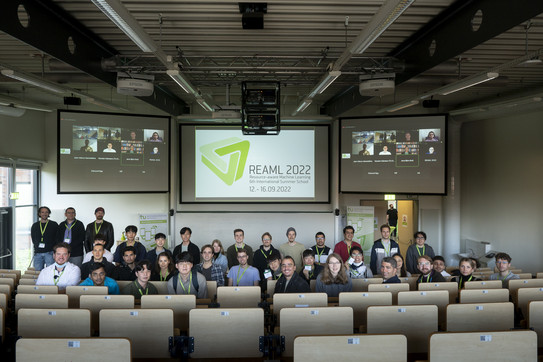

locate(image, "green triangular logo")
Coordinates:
199 137 250 185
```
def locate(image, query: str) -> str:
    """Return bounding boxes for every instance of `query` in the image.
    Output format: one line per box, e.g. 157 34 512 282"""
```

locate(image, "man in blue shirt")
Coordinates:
227 249 260 286
80 262 120 294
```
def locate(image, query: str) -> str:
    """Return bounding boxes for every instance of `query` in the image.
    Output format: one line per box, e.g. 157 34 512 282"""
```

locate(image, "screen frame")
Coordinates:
57 109 171 194
179 123 331 204
338 113 448 195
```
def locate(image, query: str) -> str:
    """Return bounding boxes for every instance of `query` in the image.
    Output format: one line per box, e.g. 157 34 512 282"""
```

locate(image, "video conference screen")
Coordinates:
180 124 330 203
58 110 170 193
340 114 447 194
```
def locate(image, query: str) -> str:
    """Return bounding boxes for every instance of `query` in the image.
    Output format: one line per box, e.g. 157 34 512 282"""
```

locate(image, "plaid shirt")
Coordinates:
195 262 225 286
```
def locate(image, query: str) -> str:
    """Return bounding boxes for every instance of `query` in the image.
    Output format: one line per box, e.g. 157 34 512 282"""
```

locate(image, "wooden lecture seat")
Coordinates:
16 285 58 294
100 308 173 359
428 330 537 361
267 279 277 298
15 293 68 312
0 293 7 313
399 276 419 291
0 307 3 343
516 273 533 280
18 308 91 337
464 280 503 289
279 306 353 357
21 273 39 279
18 278 37 285
0 284 11 296
189 308 264 358
367 304 438 353
293 334 407 362
536 272 543 279
0 269 21 280
508 278 543 303
517 287 543 319
66 285 108 308
79 294 134 333
351 278 383 292
418 282 458 304
367 282 409 304
446 302 514 332
459 288 509 304
216 286 261 308
151 280 169 294
115 280 132 291
141 294 196 332
0 277 15 289
207 280 218 301
273 292 327 324
397 290 449 328
338 291 392 331
528 300 543 347
16 338 131 362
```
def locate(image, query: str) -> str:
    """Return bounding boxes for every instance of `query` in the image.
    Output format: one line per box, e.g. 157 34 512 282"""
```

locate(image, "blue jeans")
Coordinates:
33 251 54 271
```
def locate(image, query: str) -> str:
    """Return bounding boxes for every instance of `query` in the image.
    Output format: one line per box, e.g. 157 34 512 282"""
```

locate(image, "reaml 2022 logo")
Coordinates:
199 137 250 185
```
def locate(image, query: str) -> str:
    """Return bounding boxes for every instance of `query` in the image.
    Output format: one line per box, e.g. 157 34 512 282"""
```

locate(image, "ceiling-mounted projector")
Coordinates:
359 73 395 97
117 72 154 97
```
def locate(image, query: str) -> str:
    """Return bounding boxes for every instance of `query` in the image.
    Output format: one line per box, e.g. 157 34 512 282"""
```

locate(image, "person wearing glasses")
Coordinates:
253 232 279 285
274 256 311 293
168 252 208 298
227 249 260 286
346 246 373 279
416 255 445 285
405 231 435 274
310 231 331 265
315 253 352 297
489 252 519 287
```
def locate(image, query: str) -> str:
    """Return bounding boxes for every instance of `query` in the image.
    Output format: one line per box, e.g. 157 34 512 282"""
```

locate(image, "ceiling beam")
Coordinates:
323 0 543 117
0 0 187 115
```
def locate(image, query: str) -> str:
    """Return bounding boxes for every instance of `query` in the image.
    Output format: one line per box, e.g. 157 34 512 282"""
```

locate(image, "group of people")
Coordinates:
32 206 520 301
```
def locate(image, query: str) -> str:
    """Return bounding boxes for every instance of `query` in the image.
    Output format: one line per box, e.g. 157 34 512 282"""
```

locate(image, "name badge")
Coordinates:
347 257 354 264
391 248 398 254
39 243 45 248
64 238 71 244
376 248 385 253
264 269 272 279
304 265 312 271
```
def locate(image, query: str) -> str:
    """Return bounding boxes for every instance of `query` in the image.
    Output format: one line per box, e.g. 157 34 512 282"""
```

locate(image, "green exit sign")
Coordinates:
384 194 396 201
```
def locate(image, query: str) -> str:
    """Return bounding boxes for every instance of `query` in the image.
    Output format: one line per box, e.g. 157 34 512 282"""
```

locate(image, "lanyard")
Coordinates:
383 242 391 256
260 249 270 259
274 272 282 280
500 271 512 282
178 273 192 294
94 221 103 234
135 281 149 296
53 268 65 285
315 247 325 260
40 220 49 242
459 275 473 289
424 273 432 283
236 266 249 285
416 245 426 256
347 243 352 256
160 271 169 281
235 244 244 252
65 220 76 231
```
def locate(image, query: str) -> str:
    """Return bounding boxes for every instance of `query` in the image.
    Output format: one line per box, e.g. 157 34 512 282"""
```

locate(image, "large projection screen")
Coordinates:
180 124 330 203
58 110 170 193
340 114 447 194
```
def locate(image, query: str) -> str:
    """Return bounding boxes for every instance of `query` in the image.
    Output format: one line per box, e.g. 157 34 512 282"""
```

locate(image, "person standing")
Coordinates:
55 207 86 268
333 226 361 264
85 207 114 252
172 227 201 264
31 206 58 271
226 229 254 268
405 231 435 274
252 232 278 283
311 231 331 265
386 204 398 237
370 224 400 275
278 227 306 273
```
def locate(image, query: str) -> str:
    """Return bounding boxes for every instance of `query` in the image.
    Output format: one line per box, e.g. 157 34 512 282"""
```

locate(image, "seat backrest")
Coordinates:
518 287 543 319
367 283 409 304
16 285 58 295
528 300 543 347
189 308 264 358
418 282 458 304
280 306 353 357
100 309 173 359
429 330 537 362
397 290 449 328
18 308 91 337
207 280 218 300
509 279 543 303
367 304 438 353
0 284 11 296
464 280 503 289
536 272 543 279
273 292 327 323
0 293 6 314
65 285 108 308
266 279 277 297
152 281 169 294
216 286 261 308
460 288 509 304
294 334 407 361
0 306 4 343
446 302 514 332
517 273 533 280
141 294 196 333
351 278 383 292
0 269 21 281
338 291 392 330
398 276 419 291
15 294 68 312
16 338 131 361
79 294 134 332
18 279 37 285
0 277 15 289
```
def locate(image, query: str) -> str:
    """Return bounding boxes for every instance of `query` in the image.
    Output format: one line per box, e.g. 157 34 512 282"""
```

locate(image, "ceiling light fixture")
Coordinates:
166 69 197 95
91 0 157 52
0 95 54 112
349 0 415 55
292 98 312 116
0 104 26 117
308 71 341 98
376 99 418 113
196 97 213 112
435 72 499 96
1 69 66 94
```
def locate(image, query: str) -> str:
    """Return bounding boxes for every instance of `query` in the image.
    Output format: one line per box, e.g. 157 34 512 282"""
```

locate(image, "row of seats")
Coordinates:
8 302 543 358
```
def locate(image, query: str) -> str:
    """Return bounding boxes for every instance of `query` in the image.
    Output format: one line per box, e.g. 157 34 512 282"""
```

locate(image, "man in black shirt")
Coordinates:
386 204 398 237
112 246 137 281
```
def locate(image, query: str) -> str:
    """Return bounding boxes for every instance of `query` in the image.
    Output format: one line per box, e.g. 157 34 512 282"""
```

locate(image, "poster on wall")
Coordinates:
346 206 375 255
138 213 169 250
